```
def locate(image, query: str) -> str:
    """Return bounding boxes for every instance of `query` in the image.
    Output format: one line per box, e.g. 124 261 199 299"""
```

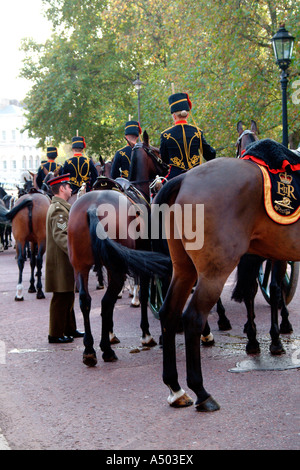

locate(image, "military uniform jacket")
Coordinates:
160 121 216 176
111 145 132 179
36 160 62 188
45 196 74 293
62 153 98 191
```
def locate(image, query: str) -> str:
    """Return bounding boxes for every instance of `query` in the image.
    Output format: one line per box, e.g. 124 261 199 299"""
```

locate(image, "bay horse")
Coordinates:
0 192 50 300
153 143 300 412
233 120 293 354
0 187 15 250
68 131 170 367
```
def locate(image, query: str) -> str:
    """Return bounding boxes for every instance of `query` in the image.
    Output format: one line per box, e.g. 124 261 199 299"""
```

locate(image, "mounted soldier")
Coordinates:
36 147 62 189
62 135 98 193
111 120 142 179
160 92 216 180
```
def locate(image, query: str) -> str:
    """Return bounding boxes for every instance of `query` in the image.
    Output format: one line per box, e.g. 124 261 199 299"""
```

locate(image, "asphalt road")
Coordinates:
0 246 299 451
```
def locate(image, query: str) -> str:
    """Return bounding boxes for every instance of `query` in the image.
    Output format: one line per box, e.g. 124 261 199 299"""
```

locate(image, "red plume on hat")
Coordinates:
185 93 192 110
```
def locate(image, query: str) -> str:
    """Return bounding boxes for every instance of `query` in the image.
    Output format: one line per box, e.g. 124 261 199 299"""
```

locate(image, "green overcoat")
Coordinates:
45 196 75 292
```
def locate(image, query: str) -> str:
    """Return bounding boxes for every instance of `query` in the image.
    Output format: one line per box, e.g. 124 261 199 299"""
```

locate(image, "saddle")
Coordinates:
242 139 300 224
92 176 148 207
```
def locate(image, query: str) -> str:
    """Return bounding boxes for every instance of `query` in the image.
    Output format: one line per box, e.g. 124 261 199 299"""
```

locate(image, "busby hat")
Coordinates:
48 173 70 187
168 92 192 114
125 120 142 137
72 136 86 149
47 146 58 159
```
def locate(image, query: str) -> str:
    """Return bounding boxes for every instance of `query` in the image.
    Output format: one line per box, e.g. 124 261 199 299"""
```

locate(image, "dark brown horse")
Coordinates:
153 143 300 412
233 120 293 354
0 193 50 300
67 131 170 366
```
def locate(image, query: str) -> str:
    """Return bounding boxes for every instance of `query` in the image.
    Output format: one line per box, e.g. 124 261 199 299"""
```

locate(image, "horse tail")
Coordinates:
151 174 185 255
87 206 172 278
0 197 33 223
231 254 263 302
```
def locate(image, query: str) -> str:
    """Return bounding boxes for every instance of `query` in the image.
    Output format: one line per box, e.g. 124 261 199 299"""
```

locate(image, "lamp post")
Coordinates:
271 24 295 148
132 73 145 125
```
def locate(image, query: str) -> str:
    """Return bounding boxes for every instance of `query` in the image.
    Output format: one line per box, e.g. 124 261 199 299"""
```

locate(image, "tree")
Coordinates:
20 0 300 158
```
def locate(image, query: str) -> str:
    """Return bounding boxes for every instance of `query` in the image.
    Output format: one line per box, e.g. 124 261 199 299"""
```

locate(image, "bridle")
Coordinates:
236 130 257 158
130 142 170 185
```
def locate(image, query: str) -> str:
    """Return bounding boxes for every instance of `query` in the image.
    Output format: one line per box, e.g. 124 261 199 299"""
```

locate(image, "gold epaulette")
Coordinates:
161 125 174 134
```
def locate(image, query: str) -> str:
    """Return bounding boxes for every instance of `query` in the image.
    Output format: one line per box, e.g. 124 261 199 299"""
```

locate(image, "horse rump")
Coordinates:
0 197 33 223
87 206 171 279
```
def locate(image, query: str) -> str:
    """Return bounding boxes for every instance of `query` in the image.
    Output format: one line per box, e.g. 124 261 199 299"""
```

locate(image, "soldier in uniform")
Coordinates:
36 146 62 189
62 135 98 193
111 120 142 179
160 92 216 180
45 173 84 343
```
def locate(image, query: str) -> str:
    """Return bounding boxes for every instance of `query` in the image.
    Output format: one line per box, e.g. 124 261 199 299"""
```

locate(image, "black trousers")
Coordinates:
49 291 76 337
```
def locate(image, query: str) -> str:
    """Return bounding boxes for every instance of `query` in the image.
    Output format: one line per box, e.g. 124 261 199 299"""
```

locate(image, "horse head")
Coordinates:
129 131 170 200
236 120 259 158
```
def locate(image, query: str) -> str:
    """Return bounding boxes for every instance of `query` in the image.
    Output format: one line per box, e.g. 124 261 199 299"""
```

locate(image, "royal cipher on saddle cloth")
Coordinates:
241 139 300 225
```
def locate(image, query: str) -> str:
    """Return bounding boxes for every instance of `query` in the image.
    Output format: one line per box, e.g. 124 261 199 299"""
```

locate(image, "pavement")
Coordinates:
0 246 299 451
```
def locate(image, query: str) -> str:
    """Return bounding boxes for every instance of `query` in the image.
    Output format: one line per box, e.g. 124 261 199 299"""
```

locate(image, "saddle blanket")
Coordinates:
242 139 300 224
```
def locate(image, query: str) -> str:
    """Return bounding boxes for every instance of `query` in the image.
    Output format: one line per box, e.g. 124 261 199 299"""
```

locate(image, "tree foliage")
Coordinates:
20 0 300 159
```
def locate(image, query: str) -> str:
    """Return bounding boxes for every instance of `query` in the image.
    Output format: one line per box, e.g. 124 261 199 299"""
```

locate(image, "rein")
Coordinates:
130 142 170 185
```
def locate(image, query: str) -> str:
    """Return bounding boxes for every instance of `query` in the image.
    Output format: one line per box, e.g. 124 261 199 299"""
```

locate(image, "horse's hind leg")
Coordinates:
100 271 125 362
15 242 25 301
269 262 285 355
140 274 157 347
28 243 37 294
216 297 232 331
183 277 223 412
77 272 96 367
35 244 45 299
201 297 231 348
159 236 197 408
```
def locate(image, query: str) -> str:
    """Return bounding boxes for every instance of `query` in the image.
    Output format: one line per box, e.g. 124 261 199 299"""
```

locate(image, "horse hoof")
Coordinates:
83 353 98 367
109 333 120 344
195 396 220 412
270 343 285 355
201 333 215 347
28 287 36 293
130 301 140 308
280 322 293 334
36 291 45 299
168 392 194 408
14 296 24 301
141 335 157 347
246 341 260 355
102 351 118 362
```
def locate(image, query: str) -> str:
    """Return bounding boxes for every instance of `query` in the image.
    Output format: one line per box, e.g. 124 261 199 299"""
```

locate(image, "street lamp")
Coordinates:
271 24 295 147
132 73 145 125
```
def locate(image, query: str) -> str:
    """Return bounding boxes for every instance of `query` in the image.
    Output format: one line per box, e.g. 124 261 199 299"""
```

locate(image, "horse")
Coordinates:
0 191 50 301
0 187 15 251
232 120 293 354
67 131 170 367
153 140 300 412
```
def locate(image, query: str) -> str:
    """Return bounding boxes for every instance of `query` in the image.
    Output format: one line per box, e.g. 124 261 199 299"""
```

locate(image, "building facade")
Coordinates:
0 99 42 189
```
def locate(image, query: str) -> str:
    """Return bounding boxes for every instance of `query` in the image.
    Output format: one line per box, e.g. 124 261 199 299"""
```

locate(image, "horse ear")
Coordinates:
251 120 259 135
143 130 149 146
237 121 244 135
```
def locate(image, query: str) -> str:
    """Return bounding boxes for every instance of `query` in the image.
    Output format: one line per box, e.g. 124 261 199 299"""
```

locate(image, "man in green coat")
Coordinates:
45 173 84 343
